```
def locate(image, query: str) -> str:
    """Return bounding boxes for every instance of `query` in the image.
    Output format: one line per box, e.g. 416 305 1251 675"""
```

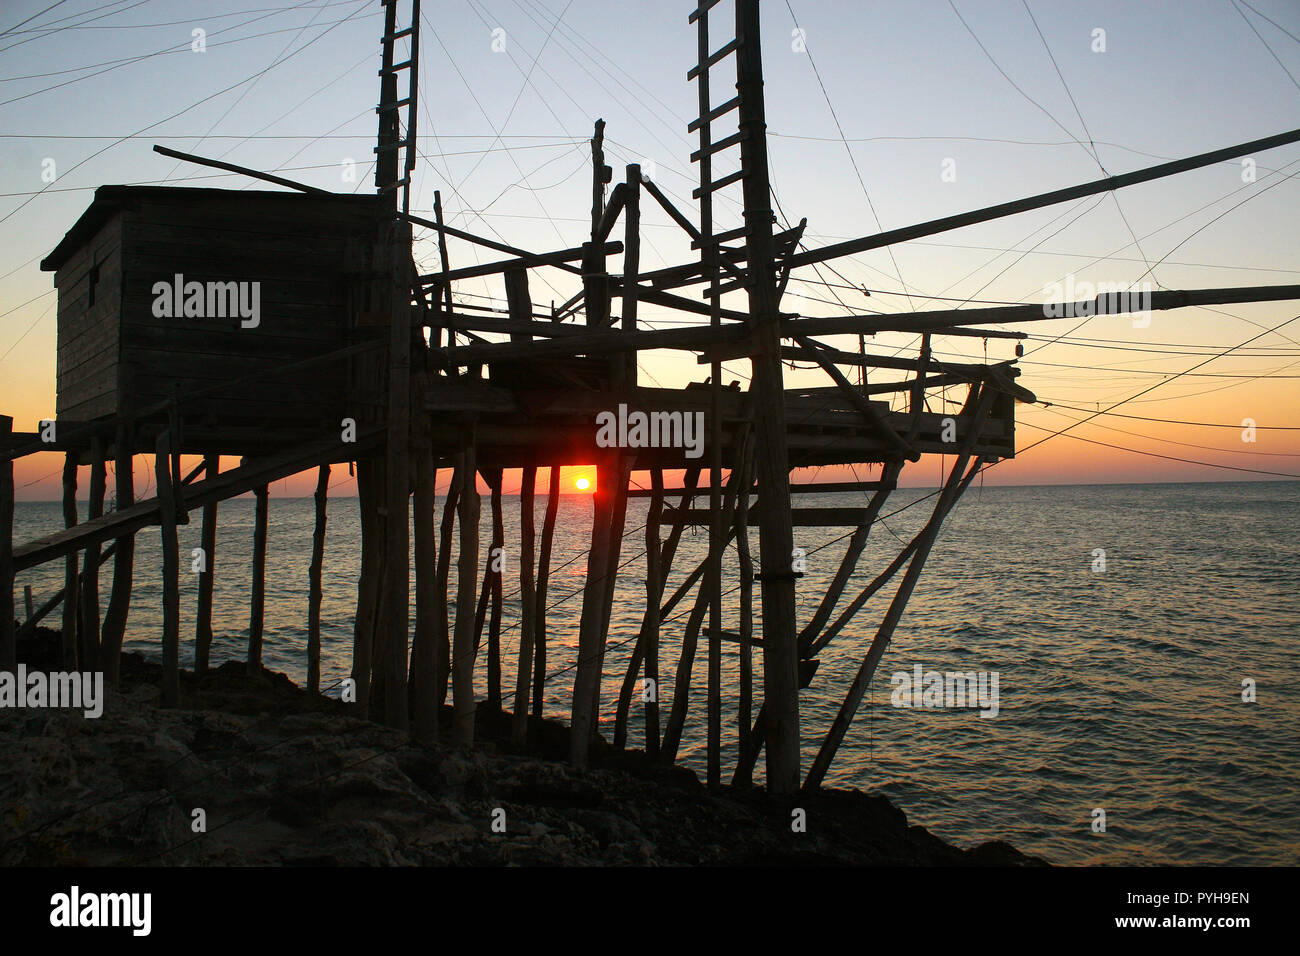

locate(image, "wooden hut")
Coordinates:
40 186 385 450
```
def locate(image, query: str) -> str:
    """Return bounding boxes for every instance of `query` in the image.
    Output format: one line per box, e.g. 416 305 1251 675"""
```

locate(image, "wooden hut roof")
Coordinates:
40 185 380 272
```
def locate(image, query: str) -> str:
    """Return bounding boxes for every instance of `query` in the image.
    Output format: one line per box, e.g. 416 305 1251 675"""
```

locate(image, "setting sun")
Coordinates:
575 477 590 491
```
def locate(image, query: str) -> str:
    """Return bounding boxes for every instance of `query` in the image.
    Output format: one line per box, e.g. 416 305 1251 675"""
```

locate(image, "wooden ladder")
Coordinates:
375 0 421 214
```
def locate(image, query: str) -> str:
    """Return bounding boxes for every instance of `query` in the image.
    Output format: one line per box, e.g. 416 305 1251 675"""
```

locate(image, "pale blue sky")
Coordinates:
2 0 1299 493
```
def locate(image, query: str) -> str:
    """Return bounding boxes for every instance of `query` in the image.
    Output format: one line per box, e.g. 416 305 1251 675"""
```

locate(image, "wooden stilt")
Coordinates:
797 460 903 653
60 452 79 670
570 466 613 769
661 434 754 764
805 458 982 789
642 468 664 757
155 433 180 707
511 465 538 746
79 437 105 670
734 441 755 786
101 421 136 683
353 460 384 715
660 574 709 763
24 586 33 621
307 464 330 696
434 463 459 705
613 468 700 748
383 230 413 732
452 442 480 746
484 467 504 710
0 416 14 674
247 484 269 674
532 465 561 718
595 454 632 694
805 388 994 789
194 454 218 676
735 0 802 795
412 452 438 741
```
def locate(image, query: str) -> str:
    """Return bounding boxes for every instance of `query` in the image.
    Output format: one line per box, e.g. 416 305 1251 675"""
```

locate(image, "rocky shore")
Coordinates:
1 630 1041 866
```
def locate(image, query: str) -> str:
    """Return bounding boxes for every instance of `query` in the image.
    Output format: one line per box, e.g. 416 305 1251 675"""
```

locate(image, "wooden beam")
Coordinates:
787 284 1300 338
504 268 533 343
443 318 752 366
151 144 331 194
794 333 917 459
14 431 381 573
663 505 879 527
785 126 1300 270
401 207 584 279
422 241 621 285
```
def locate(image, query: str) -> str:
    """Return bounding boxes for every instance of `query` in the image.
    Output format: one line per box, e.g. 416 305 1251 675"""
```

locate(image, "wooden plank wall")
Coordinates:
54 214 123 421
108 192 379 428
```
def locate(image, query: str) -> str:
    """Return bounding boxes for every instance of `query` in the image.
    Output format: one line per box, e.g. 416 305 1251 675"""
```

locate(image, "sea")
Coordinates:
12 479 1299 865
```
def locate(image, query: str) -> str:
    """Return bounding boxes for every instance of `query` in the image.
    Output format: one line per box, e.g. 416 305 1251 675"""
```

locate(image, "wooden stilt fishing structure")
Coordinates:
4 0 1300 795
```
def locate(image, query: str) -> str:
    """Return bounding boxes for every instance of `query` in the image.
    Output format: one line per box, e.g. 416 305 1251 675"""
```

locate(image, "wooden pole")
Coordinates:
101 421 135 684
384 226 413 733
452 442 480 746
696 3 726 792
18 545 115 640
785 125 1300 272
194 454 218 676
613 468 700 748
619 163 641 388
433 189 456 358
155 433 180 707
24 586 33 620
79 437 105 670
796 460 903 654
307 464 330 696
412 452 438 741
660 575 709 764
434 464 459 705
0 416 13 674
733 441 755 786
804 459 982 790
660 437 754 765
805 389 994 789
736 0 801 795
571 460 614 769
642 468 664 757
532 465 561 718
353 459 386 716
511 465 538 746
485 468 504 710
247 484 269 674
60 452 79 670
